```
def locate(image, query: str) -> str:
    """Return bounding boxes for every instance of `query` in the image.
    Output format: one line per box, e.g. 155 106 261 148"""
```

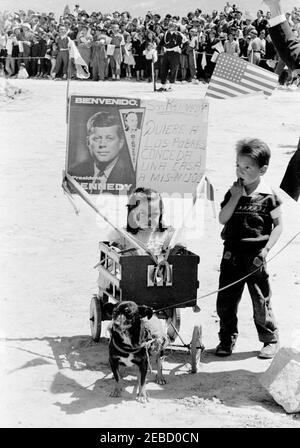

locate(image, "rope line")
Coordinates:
154 229 300 314
3 53 273 62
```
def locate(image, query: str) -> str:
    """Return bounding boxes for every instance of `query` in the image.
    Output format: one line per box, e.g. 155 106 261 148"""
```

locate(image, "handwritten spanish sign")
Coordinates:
137 98 209 194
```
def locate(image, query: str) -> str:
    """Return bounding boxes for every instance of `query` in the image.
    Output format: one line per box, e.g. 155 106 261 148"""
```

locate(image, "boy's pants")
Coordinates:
109 54 121 76
216 246 279 346
54 50 69 77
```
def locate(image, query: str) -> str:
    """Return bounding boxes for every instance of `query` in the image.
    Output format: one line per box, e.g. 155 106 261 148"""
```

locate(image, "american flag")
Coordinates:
205 53 278 99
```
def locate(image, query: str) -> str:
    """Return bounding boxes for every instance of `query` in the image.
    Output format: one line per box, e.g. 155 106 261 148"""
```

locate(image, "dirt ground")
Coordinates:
0 79 300 428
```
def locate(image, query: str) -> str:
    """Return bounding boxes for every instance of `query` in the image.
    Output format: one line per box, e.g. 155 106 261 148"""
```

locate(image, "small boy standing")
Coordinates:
215 138 282 359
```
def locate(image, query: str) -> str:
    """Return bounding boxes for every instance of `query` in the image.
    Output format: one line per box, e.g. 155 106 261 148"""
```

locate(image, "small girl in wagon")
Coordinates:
110 187 185 258
98 187 186 293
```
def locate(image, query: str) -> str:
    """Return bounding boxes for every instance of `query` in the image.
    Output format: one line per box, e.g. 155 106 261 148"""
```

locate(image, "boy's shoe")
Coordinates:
192 305 201 313
258 342 279 359
215 342 235 357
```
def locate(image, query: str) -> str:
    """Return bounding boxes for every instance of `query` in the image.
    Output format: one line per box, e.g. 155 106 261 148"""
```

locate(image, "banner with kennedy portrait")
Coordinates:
66 95 209 196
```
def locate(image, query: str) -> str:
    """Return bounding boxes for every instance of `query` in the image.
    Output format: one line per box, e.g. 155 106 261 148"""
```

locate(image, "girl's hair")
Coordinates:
235 138 271 167
126 187 167 234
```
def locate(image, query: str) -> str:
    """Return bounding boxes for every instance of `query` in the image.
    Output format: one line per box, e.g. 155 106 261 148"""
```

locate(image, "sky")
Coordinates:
1 0 299 19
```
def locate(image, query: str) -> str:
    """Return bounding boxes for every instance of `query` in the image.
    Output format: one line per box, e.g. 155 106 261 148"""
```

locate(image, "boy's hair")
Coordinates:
235 138 271 167
86 111 122 139
126 187 167 234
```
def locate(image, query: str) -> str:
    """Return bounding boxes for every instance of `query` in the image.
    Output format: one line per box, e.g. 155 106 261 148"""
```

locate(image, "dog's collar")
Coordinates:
111 337 145 355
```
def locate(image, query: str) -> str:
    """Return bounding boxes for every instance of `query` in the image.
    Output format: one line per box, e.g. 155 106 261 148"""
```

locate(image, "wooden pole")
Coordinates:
64 173 158 264
152 56 156 92
66 57 71 124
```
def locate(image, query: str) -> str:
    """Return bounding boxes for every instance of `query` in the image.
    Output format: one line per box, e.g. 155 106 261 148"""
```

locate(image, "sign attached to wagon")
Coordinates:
66 95 209 196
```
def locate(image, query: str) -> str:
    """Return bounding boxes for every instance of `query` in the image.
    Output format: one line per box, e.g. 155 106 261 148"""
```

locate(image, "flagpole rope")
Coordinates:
154 229 300 314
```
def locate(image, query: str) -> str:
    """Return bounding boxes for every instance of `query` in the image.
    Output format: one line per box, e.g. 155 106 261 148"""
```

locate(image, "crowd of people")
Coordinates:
0 3 300 85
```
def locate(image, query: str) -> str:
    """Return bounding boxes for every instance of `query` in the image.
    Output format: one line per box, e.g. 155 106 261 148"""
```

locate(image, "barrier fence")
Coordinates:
2 52 273 62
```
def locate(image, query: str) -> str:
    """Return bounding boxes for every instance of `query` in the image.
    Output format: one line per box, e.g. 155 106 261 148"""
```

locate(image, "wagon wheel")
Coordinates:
90 295 102 342
190 325 203 373
167 308 181 342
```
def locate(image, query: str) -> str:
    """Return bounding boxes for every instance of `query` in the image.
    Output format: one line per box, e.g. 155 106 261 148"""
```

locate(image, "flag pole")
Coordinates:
66 54 71 124
193 48 197 80
63 172 158 264
152 55 156 92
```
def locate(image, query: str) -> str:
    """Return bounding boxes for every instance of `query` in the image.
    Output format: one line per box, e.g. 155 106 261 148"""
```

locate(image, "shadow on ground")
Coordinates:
1 334 288 418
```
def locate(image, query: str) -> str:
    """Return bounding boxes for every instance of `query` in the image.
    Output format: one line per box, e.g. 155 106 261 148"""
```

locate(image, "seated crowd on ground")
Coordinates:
0 3 299 84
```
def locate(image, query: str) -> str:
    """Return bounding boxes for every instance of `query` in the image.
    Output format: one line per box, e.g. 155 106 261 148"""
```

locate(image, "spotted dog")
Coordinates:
104 301 167 402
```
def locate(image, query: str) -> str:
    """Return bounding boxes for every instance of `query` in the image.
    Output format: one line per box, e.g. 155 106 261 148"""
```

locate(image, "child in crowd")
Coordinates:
109 24 125 81
179 32 189 82
50 41 58 78
143 30 158 82
123 34 135 79
187 28 199 83
17 62 29 78
132 30 146 81
215 138 282 359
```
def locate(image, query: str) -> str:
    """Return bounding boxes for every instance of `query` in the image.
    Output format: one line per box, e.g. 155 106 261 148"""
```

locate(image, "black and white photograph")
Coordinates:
1 0 300 432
